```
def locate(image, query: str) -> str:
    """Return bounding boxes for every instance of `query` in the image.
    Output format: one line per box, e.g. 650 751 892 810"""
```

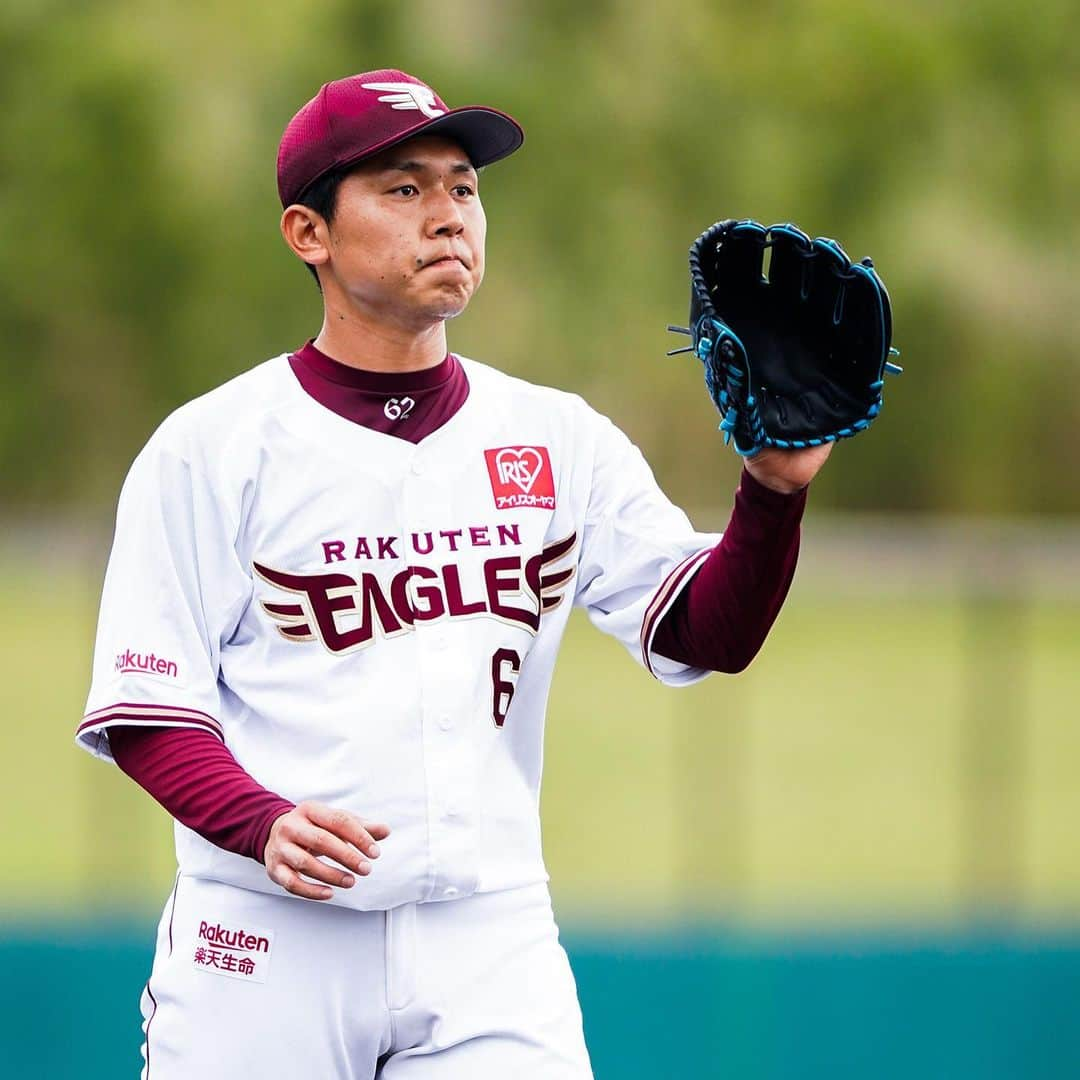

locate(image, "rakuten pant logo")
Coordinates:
484 446 556 510
192 919 275 984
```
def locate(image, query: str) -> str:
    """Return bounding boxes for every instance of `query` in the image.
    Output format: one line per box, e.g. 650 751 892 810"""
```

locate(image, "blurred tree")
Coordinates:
0 0 1077 513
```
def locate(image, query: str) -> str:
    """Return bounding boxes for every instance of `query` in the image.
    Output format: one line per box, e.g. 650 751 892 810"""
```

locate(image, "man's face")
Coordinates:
321 135 486 329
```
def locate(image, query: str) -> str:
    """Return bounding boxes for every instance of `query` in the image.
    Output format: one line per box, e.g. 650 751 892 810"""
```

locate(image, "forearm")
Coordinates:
108 725 295 864
652 467 806 672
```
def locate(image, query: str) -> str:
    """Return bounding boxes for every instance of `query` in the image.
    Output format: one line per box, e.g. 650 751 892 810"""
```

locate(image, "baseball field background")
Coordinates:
2 1 1078 1076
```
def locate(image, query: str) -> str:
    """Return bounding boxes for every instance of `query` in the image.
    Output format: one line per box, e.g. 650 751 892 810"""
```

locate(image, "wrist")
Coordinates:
256 803 295 865
741 465 807 499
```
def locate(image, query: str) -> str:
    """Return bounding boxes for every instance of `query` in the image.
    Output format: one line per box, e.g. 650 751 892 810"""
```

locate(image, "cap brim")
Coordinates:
336 106 523 177
412 106 524 167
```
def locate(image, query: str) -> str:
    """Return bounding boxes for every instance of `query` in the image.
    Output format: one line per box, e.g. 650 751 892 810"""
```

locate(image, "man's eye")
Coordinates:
394 185 419 196
453 185 475 197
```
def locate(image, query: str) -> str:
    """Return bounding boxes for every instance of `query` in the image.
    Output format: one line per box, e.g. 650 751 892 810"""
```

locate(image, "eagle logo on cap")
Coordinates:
361 81 446 119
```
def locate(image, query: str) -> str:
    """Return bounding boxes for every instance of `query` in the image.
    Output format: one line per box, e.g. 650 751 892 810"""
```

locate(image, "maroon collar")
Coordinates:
293 340 456 391
287 339 470 444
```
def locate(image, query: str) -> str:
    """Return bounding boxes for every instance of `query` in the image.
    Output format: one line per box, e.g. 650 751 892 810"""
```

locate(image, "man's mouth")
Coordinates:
425 255 468 269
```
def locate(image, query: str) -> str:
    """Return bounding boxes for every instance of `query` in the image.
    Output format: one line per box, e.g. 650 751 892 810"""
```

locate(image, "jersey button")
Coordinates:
443 886 459 899
438 714 452 730
410 461 424 476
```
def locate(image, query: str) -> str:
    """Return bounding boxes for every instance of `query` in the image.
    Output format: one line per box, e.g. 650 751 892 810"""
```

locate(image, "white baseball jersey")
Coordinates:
78 353 720 911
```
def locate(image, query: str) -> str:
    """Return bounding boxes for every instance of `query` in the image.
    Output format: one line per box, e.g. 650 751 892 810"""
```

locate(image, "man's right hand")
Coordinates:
262 801 391 901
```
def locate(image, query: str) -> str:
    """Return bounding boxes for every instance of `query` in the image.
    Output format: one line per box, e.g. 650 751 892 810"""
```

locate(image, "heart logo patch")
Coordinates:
484 446 556 509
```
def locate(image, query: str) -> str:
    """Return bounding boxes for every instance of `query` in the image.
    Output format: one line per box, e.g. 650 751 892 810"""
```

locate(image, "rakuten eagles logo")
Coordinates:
114 648 178 679
254 530 577 656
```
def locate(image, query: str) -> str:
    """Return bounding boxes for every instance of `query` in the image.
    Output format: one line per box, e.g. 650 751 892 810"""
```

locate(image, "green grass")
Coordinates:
4 562 1077 924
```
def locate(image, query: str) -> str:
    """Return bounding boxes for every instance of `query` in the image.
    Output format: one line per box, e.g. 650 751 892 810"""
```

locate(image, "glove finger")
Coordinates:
816 253 892 433
763 223 813 307
804 235 851 337
849 259 892 363
690 219 733 329
832 260 890 385
707 220 769 325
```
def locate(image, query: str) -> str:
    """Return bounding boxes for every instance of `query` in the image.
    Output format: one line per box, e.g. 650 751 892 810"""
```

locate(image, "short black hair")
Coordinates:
294 164 355 290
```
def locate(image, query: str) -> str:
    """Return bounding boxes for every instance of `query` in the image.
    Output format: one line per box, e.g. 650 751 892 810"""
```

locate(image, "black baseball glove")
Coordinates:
668 219 900 456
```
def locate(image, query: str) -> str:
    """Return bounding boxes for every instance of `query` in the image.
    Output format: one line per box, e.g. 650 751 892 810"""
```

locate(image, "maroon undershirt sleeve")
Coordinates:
108 725 295 865
651 467 807 673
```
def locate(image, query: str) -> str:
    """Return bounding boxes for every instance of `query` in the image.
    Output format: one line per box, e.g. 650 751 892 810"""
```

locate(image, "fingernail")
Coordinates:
369 843 380 857
342 875 355 887
357 861 371 874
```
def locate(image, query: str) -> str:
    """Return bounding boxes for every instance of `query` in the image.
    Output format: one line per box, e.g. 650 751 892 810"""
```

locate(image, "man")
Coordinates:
78 70 828 1078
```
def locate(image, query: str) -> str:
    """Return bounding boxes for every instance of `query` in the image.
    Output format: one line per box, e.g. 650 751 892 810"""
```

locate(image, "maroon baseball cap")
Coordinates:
277 69 524 207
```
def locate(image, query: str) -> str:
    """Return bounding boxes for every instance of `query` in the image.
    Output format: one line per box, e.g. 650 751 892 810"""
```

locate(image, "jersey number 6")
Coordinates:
490 648 521 727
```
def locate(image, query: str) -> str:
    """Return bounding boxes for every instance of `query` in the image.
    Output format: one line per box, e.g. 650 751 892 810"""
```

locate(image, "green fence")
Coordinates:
3 922 1078 1078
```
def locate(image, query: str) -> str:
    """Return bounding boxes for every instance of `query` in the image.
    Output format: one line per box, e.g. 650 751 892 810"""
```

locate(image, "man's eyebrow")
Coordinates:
377 159 477 176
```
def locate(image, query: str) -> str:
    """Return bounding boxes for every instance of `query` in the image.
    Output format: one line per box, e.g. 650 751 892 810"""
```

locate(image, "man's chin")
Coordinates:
418 286 475 323
360 282 477 330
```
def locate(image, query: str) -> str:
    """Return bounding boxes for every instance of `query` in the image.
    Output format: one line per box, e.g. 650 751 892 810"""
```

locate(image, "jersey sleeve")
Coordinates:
76 423 253 762
573 408 723 686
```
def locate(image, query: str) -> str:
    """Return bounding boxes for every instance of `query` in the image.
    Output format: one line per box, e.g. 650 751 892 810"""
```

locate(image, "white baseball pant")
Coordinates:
138 874 594 1078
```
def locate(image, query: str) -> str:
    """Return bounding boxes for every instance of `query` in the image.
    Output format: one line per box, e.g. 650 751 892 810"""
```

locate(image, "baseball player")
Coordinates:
77 70 830 1078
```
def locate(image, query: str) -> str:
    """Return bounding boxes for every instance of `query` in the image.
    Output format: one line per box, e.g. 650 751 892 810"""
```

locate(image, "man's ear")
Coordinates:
280 205 330 268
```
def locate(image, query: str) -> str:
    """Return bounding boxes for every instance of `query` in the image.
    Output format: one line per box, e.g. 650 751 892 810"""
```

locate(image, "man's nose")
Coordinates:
428 192 465 236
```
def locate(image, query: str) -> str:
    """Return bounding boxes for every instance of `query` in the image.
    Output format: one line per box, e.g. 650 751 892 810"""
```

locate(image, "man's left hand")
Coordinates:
744 442 834 495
